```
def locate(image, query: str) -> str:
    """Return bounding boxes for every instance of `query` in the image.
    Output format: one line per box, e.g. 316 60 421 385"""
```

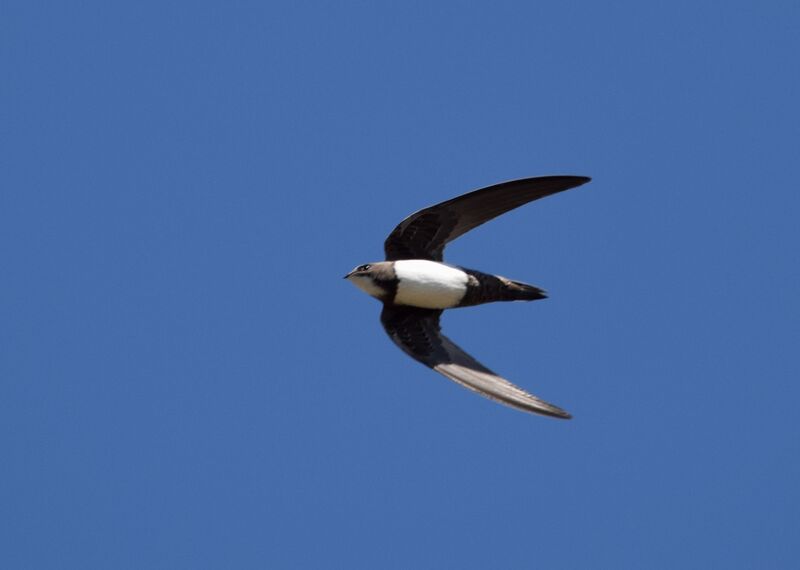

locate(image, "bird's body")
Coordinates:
349 259 547 310
345 175 591 418
393 260 468 309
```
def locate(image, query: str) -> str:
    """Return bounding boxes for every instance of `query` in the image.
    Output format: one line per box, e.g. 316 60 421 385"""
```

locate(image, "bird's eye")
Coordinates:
359 264 372 271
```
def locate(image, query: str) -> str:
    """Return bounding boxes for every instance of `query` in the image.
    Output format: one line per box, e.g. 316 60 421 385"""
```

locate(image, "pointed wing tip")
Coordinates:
553 174 591 188
565 175 591 186
546 409 573 420
520 401 573 419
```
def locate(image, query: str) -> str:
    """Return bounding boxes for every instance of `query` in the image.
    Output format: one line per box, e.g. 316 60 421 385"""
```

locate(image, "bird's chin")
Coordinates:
348 275 385 300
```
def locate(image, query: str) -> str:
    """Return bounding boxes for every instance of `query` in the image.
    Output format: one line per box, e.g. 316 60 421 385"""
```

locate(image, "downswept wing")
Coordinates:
380 305 571 418
384 175 591 261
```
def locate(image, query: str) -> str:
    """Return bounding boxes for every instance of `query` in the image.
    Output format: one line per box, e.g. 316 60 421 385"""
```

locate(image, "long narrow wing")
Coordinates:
380 305 571 418
384 175 591 261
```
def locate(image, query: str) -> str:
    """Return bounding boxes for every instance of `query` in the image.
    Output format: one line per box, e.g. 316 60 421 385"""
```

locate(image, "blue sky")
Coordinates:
2 1 799 568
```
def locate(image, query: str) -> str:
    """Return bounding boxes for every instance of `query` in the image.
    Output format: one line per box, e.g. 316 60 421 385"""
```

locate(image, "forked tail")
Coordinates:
457 268 547 306
503 279 547 301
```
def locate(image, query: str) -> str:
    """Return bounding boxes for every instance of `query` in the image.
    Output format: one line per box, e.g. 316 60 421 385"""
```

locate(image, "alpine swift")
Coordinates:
344 175 591 418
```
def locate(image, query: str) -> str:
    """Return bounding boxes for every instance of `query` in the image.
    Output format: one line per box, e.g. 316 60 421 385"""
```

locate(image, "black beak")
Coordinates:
343 271 354 279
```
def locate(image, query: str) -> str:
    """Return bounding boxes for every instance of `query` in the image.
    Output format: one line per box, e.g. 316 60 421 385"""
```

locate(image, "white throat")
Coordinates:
348 274 386 300
393 260 468 309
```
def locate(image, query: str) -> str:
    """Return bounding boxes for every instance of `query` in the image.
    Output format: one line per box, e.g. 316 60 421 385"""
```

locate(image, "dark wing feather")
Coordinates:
380 305 571 418
384 175 591 261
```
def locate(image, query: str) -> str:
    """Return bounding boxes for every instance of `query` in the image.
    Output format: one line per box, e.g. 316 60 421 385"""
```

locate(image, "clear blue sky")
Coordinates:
2 1 799 568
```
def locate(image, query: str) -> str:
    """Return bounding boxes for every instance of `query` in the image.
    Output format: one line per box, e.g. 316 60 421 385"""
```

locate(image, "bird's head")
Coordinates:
344 262 395 301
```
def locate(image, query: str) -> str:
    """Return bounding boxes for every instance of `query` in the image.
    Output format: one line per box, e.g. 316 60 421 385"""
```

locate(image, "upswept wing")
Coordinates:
384 175 590 261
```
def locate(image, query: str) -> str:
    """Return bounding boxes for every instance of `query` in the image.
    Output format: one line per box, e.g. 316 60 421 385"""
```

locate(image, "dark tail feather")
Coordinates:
504 280 547 301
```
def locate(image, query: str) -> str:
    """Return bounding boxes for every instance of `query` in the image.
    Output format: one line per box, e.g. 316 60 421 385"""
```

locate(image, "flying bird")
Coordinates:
344 175 591 418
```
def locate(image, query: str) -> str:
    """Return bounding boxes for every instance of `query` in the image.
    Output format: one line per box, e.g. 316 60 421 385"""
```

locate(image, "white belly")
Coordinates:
393 260 468 309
